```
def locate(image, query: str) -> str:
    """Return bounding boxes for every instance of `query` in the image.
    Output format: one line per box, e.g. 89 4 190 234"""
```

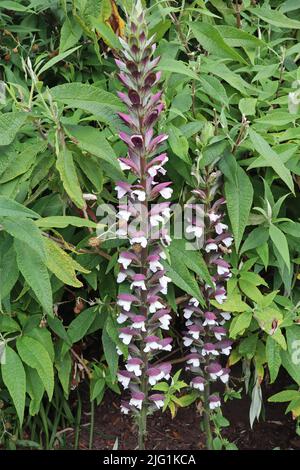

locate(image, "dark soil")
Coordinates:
69 370 299 450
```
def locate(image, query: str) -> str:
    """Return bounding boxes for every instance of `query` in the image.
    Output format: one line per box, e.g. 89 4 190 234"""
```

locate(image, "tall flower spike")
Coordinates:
182 170 233 449
114 0 173 449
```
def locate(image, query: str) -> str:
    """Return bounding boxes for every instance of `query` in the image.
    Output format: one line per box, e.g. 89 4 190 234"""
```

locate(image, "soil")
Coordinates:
69 369 300 451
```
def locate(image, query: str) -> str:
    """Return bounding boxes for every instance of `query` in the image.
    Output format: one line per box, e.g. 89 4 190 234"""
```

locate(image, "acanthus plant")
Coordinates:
113 1 173 449
183 169 233 449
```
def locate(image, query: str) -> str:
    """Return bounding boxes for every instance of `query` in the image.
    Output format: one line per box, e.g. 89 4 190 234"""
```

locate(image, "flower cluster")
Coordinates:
183 172 233 410
114 2 173 419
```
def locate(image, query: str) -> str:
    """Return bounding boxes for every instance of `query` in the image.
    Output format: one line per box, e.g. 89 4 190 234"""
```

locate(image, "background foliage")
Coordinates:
1 0 300 449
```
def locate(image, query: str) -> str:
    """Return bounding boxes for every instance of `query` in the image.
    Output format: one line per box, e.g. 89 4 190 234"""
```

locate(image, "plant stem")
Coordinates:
89 400 95 450
203 380 213 450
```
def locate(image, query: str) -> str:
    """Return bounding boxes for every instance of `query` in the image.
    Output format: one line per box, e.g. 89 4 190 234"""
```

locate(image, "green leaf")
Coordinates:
56 147 85 209
158 58 200 81
169 239 212 286
50 84 121 123
25 366 45 416
0 112 27 146
190 22 248 64
219 153 253 251
239 98 257 116
268 390 300 403
0 196 39 219
47 316 72 347
90 17 121 49
65 125 122 174
1 217 46 260
14 239 53 316
167 125 190 163
43 237 89 288
249 6 300 29
35 215 97 229
67 307 97 343
102 325 118 380
229 311 253 339
56 352 72 396
59 17 82 53
266 336 282 383
163 256 204 305
216 25 265 48
269 224 290 272
1 346 26 424
38 46 81 75
249 129 294 193
281 325 300 385
0 245 19 300
240 226 269 254
17 336 54 400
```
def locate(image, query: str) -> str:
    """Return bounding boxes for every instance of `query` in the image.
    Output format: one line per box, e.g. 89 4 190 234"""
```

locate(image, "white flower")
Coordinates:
205 242 218 253
183 336 193 347
117 272 127 283
186 224 203 238
119 161 131 171
126 363 142 377
215 292 227 304
158 313 172 330
209 400 221 410
159 275 171 294
130 280 146 290
115 185 128 199
217 265 230 276
203 318 217 327
129 397 143 409
118 255 132 270
144 341 162 353
149 372 164 386
220 373 229 383
221 346 232 356
183 308 193 319
149 260 163 273
119 332 132 345
223 236 233 247
117 313 128 324
187 357 200 367
132 190 146 201
121 405 130 414
160 188 173 199
153 399 164 409
130 236 147 247
117 299 132 312
117 209 131 221
132 319 146 331
150 214 164 227
191 381 204 392
118 373 131 389
202 348 219 356
190 298 199 307
149 300 164 313
215 222 228 235
220 312 231 321
208 212 219 222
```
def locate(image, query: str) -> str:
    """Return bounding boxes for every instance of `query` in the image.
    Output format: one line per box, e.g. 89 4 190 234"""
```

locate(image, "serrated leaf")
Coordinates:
50 83 121 123
269 224 290 272
56 147 85 209
0 112 27 146
1 217 46 260
67 307 97 343
0 195 39 218
249 129 294 193
190 22 248 64
266 336 282 383
43 237 89 288
1 346 26 424
17 336 54 400
219 153 253 251
35 215 97 229
14 239 53 316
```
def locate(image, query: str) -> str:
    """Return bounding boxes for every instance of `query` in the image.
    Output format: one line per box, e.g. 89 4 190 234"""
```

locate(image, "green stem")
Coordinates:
203 380 213 450
89 399 95 450
137 391 147 450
